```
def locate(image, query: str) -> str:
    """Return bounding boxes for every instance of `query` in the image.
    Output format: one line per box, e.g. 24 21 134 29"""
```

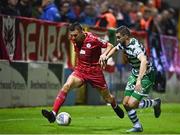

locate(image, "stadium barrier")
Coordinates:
0 15 75 108
0 15 180 107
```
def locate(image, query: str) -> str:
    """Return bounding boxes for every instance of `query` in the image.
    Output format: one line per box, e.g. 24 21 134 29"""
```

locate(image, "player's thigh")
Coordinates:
124 73 136 98
123 96 130 106
130 74 154 102
123 73 140 107
141 71 155 94
89 71 108 90
63 74 83 91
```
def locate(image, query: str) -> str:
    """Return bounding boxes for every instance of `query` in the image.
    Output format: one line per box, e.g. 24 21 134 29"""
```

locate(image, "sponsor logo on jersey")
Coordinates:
80 50 86 54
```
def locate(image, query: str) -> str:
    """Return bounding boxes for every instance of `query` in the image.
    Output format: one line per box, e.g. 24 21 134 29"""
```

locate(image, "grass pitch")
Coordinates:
0 103 180 134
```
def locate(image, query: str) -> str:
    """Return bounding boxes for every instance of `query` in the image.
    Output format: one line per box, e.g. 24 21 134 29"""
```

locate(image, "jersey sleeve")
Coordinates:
116 43 124 50
134 46 144 58
96 37 108 48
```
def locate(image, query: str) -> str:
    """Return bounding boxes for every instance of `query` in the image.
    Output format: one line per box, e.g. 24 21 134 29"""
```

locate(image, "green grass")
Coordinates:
0 103 180 134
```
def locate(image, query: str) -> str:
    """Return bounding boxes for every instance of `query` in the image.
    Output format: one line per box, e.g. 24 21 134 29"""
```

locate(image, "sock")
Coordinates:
127 109 141 128
53 90 67 114
52 111 56 116
139 99 156 109
111 98 117 109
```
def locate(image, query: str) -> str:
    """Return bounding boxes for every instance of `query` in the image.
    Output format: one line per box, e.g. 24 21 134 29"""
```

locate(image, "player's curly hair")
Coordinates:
116 26 131 37
69 22 83 32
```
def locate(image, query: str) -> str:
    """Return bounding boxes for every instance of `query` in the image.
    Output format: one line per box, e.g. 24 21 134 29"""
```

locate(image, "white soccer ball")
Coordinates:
56 112 71 126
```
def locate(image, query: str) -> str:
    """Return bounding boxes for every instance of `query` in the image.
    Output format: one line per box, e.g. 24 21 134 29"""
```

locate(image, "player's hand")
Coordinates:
135 79 142 92
99 54 108 69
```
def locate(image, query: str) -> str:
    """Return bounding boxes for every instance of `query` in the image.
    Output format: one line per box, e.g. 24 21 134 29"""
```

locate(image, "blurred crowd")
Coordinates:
0 0 178 36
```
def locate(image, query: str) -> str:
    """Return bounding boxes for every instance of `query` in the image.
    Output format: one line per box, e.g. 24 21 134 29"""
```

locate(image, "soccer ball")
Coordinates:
56 112 71 126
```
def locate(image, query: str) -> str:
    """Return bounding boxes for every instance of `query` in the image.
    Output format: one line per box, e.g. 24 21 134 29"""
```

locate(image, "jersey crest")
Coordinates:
86 43 91 48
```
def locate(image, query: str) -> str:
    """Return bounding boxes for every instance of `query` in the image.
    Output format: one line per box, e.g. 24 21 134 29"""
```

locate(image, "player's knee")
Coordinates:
127 101 137 109
123 101 128 107
123 98 129 107
104 95 113 103
62 83 71 92
104 97 111 103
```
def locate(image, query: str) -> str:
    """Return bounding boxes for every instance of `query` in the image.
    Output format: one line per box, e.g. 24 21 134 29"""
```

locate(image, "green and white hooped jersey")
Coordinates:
116 38 152 76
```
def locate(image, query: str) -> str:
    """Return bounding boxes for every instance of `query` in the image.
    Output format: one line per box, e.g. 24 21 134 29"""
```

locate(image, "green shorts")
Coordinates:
124 70 155 101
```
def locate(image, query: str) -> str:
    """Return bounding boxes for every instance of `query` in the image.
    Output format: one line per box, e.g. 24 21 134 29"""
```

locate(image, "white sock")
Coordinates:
52 111 56 116
127 109 141 128
139 99 157 108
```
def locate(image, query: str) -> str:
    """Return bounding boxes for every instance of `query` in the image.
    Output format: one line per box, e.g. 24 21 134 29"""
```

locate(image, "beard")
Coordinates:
117 36 127 45
75 33 86 49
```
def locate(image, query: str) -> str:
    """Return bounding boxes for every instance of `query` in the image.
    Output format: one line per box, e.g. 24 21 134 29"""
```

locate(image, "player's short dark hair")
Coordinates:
116 26 131 37
69 22 83 32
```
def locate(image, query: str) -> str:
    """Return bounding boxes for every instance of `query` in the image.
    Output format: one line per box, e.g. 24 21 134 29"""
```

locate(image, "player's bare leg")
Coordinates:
42 75 83 123
98 88 124 118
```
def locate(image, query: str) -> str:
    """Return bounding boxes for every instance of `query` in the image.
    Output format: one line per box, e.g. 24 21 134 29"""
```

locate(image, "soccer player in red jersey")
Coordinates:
41 22 124 123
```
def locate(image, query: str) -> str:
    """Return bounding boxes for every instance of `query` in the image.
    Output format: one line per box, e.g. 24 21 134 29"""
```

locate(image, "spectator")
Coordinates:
0 0 5 14
129 2 139 26
150 14 162 34
40 0 61 22
163 8 177 36
116 1 133 28
133 12 143 31
32 0 43 18
160 10 169 35
139 7 153 31
17 0 32 17
95 2 117 28
70 0 85 18
60 2 77 23
0 0 20 16
79 3 96 26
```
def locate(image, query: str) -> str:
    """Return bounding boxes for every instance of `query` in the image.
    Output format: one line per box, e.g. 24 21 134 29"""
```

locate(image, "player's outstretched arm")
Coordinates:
99 43 113 68
106 46 118 61
99 46 118 69
102 43 114 57
135 53 148 91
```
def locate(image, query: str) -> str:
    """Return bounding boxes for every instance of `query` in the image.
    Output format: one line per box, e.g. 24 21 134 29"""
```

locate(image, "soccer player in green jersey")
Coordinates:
99 26 161 132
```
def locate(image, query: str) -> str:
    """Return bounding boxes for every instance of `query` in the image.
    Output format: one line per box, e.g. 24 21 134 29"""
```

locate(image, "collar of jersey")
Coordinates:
127 38 136 47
